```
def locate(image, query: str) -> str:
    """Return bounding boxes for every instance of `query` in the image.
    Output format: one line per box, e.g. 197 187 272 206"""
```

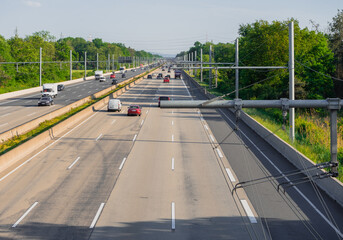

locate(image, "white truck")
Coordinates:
119 67 126 74
42 83 58 98
95 70 104 80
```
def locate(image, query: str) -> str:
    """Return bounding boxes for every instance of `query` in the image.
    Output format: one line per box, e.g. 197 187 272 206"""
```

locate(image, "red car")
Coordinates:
127 105 142 116
110 73 116 79
158 96 170 107
163 76 170 83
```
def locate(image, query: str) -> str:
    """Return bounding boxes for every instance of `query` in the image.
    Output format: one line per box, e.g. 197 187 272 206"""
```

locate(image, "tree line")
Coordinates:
177 11 343 100
0 31 161 93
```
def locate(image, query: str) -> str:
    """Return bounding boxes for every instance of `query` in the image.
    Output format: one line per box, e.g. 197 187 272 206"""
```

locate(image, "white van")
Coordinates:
108 99 122 112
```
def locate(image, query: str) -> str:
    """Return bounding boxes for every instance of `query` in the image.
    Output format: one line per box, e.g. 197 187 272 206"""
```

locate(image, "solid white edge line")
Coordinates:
141 120 144 126
68 157 80 170
95 133 103 141
181 79 192 98
1 113 10 118
218 109 343 237
0 110 99 183
133 134 137 142
216 148 223 158
27 112 36 117
90 203 105 229
172 158 175 171
240 199 257 223
0 123 9 127
119 157 127 170
111 119 116 125
225 168 236 182
209 135 215 142
12 202 39 228
171 202 175 230
204 125 209 130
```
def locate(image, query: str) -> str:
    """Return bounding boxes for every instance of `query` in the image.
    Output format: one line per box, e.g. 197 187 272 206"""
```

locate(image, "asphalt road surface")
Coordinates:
0 66 342 239
0 67 149 134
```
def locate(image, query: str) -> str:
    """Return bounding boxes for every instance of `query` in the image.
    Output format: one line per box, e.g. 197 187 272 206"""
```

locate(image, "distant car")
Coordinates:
112 79 118 85
162 68 165 71
38 96 54 106
122 73 126 78
147 74 152 79
57 84 65 91
157 76 162 79
127 105 142 116
110 73 116 79
168 69 171 73
166 75 170 79
158 96 170 107
163 77 170 83
99 76 106 82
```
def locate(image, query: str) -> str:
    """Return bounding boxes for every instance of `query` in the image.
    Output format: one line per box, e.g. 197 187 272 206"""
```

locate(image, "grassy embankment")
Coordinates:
0 70 96 94
188 73 343 182
0 69 154 155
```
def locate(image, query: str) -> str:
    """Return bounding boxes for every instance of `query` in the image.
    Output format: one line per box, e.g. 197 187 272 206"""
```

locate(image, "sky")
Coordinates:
0 0 342 56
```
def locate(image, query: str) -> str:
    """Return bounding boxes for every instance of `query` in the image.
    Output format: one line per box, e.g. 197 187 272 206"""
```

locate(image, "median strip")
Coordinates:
0 67 159 156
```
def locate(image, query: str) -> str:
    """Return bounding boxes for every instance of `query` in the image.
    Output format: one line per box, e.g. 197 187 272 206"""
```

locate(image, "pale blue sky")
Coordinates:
0 0 342 56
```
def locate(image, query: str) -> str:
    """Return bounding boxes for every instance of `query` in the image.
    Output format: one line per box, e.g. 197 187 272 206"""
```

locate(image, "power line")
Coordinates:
295 60 343 82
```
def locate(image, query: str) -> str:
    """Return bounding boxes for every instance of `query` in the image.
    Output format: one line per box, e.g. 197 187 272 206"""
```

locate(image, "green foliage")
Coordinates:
0 32 161 93
180 19 336 101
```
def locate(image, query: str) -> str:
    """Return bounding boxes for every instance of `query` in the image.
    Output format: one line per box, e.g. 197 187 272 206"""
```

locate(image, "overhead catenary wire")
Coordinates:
295 59 343 82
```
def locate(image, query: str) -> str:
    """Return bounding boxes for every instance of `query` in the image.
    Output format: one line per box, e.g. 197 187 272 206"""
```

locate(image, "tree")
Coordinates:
329 9 343 97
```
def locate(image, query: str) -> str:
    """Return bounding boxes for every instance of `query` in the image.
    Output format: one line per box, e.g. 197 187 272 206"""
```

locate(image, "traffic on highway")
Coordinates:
0 64 342 240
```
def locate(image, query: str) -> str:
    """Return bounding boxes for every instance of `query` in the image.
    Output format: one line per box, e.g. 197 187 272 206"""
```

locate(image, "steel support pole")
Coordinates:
235 38 239 99
215 67 218 88
84 51 87 78
70 50 72 80
201 49 203 82
195 51 197 77
112 54 114 71
209 45 212 89
289 22 295 142
39 47 42 86
97 53 98 70
108 54 110 72
330 109 338 175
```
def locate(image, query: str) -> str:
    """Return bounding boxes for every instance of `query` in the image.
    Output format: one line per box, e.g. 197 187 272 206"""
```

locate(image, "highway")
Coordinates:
0 67 149 134
0 66 342 239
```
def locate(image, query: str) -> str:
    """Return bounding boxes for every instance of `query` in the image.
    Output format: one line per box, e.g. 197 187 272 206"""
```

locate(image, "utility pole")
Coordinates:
195 51 197 77
209 45 212 89
112 54 115 71
289 22 295 142
235 38 239 99
108 54 110 72
215 67 218 88
39 47 42 86
96 53 98 70
84 51 87 79
200 48 203 82
70 50 72 80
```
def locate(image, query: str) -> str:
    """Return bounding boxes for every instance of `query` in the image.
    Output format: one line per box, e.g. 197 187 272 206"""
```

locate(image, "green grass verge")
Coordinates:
0 68 156 156
188 72 343 183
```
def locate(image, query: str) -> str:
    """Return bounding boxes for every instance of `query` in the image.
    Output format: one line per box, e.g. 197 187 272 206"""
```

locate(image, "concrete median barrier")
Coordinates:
0 70 150 143
0 67 159 175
